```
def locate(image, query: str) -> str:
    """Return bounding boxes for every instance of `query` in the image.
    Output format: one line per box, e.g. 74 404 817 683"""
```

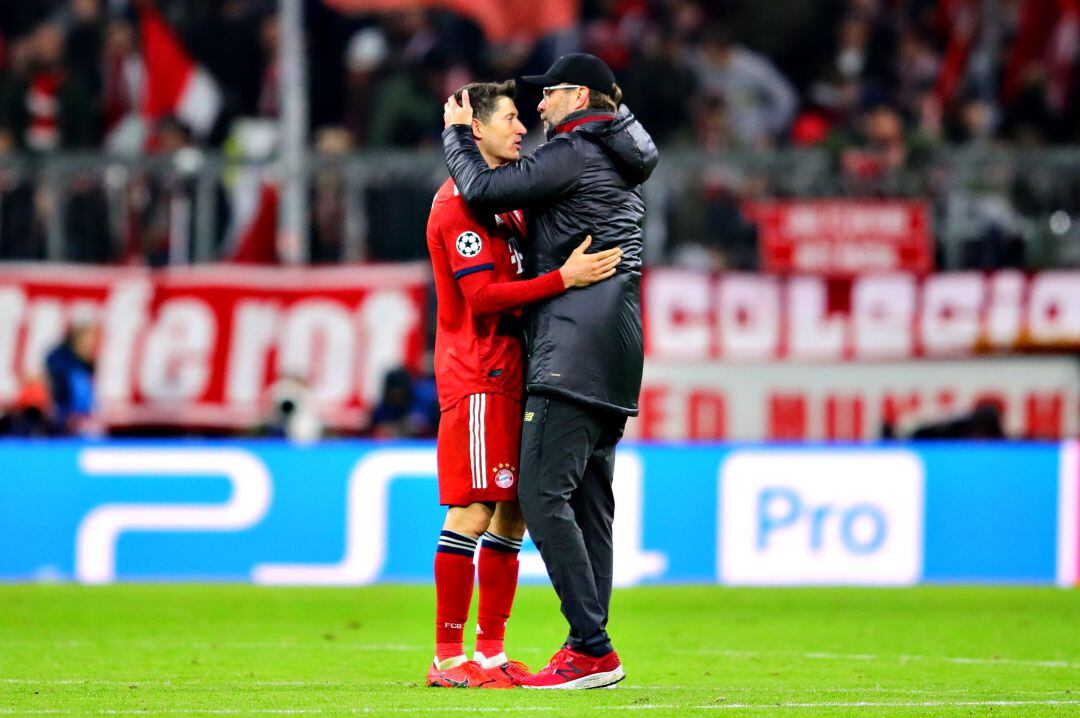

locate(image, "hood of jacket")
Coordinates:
573 105 659 186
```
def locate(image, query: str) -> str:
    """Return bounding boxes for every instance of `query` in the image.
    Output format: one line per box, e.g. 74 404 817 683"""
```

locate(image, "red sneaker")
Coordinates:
426 659 509 688
519 647 625 690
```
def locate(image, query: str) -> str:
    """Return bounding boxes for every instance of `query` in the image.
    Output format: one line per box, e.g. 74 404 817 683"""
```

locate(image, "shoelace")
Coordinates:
464 662 490 678
501 660 531 679
543 648 574 673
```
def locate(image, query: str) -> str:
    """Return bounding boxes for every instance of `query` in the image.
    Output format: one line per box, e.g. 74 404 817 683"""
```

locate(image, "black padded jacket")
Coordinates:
442 106 659 416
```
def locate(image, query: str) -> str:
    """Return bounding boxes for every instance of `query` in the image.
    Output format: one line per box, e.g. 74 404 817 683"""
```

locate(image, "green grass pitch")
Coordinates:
1 584 1078 716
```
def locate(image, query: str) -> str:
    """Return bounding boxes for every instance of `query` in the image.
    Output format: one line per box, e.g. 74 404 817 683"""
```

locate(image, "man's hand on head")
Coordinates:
444 90 474 129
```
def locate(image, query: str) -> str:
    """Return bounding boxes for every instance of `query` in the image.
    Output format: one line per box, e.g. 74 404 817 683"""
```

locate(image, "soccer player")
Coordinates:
425 80 622 689
443 54 657 689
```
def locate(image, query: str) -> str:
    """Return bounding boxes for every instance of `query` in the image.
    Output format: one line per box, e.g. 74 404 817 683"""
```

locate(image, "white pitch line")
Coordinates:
698 701 1080 710
1 678 1074 697
10 640 1079 670
687 647 1080 670
0 679 346 687
3 700 1080 714
0 641 418 651
631 686 1076 695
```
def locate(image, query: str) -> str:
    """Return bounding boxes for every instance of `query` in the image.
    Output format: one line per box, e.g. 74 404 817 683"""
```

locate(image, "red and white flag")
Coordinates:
137 4 221 136
223 120 280 264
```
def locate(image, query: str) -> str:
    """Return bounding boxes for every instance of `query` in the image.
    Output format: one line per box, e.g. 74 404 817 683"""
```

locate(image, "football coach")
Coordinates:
442 53 658 689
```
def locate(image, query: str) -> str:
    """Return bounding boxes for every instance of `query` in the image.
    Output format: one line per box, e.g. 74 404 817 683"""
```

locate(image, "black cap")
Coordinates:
522 53 617 95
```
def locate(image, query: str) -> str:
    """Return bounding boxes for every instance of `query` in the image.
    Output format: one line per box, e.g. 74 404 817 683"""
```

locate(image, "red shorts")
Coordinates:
437 392 521 506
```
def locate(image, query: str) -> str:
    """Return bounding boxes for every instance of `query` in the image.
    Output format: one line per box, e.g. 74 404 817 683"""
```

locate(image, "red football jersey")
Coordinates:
428 178 561 411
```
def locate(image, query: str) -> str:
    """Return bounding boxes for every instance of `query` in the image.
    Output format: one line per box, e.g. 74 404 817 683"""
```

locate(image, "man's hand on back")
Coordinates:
559 236 622 289
444 90 474 129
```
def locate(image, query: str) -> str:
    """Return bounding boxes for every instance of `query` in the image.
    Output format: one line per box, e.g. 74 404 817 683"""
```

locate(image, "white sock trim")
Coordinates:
434 654 468 671
473 650 507 668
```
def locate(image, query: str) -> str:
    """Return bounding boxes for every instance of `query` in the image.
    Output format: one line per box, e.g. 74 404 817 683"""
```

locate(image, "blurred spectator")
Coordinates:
582 0 650 74
65 0 105 94
100 17 143 151
621 28 698 146
998 0 1080 145
310 126 350 263
0 376 52 438
665 165 758 271
411 352 439 432
125 116 225 265
63 171 112 262
947 191 1028 270
367 366 438 439
690 93 732 154
944 95 997 144
44 322 100 436
255 13 280 119
908 401 1007 440
188 0 264 123
367 48 446 149
831 103 934 194
342 26 389 145
0 22 95 151
894 28 941 123
0 129 46 260
688 28 798 149
126 116 196 265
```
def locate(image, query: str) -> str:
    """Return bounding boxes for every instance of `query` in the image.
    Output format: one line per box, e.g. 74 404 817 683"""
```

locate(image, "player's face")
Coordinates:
477 96 527 164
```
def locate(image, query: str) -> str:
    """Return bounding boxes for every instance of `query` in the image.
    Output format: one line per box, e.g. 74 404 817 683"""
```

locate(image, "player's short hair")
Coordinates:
587 83 623 112
454 80 517 123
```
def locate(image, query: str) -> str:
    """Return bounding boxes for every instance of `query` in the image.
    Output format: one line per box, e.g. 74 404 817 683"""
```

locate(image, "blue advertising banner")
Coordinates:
0 440 1076 586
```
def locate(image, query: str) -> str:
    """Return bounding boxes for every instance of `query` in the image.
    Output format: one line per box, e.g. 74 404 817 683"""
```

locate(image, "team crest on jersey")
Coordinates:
493 463 516 488
456 231 483 258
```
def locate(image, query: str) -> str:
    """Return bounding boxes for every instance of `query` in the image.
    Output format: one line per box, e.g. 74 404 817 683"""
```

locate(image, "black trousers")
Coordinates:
517 393 627 657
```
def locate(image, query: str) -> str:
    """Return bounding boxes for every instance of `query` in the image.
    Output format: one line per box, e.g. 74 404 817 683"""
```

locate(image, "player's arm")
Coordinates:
458 236 621 317
442 94 580 212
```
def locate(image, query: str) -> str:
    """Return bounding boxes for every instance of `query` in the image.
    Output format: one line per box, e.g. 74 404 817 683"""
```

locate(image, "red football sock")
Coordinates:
434 531 477 662
475 533 522 657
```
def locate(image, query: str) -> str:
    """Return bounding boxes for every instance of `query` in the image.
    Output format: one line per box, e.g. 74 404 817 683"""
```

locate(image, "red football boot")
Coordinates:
475 652 532 686
426 659 509 688
519 647 625 690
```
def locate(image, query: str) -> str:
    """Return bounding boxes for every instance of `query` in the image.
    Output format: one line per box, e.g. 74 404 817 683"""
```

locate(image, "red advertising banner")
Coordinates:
5 264 1080 434
745 200 933 275
643 269 1080 362
628 358 1080 441
0 264 428 430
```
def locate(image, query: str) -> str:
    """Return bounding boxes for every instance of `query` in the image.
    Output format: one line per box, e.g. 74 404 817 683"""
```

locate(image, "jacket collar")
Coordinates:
549 109 615 139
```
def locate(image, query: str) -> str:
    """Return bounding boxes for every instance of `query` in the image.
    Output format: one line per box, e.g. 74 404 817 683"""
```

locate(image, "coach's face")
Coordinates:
476 96 527 164
538 85 588 134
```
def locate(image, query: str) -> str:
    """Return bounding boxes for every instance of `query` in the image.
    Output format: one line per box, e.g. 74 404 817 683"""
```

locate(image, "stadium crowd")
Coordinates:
0 0 1078 269
1 1 1076 441
3 0 1078 152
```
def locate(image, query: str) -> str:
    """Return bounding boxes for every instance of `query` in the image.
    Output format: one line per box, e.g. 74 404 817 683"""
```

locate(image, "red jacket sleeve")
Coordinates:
458 267 565 317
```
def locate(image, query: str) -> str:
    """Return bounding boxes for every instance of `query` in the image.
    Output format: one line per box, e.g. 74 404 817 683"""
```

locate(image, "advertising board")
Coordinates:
1 441 1074 586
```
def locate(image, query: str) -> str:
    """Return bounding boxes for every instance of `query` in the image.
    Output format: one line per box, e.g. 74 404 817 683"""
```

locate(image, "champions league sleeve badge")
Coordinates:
456 231 483 258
